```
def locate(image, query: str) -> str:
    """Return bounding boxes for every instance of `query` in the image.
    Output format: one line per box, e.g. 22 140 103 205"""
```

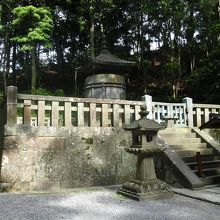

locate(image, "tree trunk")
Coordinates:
31 47 37 94
2 32 9 96
74 67 78 96
219 0 220 20
89 6 95 59
6 42 11 80
2 54 7 96
12 45 17 85
124 33 130 56
186 2 195 73
55 40 64 77
218 0 220 40
189 49 195 73
139 0 146 94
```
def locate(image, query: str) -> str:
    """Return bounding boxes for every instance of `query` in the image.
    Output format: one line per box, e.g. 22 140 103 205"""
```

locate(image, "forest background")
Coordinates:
0 0 220 103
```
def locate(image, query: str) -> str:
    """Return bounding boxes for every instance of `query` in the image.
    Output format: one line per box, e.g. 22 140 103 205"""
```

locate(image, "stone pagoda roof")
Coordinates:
92 49 135 66
125 118 164 131
124 106 164 131
79 49 135 75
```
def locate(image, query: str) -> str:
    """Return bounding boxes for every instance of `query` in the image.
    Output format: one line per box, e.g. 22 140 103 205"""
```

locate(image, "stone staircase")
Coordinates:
159 128 220 186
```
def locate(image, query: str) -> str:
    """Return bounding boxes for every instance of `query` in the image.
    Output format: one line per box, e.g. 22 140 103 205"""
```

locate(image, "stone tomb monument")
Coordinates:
79 49 135 99
117 105 171 200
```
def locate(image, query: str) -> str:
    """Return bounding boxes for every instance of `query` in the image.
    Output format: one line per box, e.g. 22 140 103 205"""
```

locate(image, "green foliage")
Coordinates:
164 62 179 74
11 5 53 51
0 0 220 101
163 62 180 81
34 87 64 96
186 42 220 103
34 87 53 96
0 91 4 103
53 89 65 96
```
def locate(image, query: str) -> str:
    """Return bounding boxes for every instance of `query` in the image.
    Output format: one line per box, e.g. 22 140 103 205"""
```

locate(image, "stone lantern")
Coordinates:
117 105 171 200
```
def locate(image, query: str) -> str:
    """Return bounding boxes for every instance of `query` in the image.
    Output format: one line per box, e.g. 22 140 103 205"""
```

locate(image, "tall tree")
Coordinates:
11 5 53 93
0 0 12 95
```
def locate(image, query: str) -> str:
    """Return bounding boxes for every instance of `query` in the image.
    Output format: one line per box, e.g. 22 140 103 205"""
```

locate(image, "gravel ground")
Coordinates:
0 187 220 220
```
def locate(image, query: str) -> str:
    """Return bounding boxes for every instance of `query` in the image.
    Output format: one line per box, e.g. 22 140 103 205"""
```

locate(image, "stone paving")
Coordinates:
0 186 220 220
172 184 220 205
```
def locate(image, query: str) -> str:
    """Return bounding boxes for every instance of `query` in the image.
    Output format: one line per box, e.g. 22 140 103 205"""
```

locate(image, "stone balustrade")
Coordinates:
193 103 220 127
15 88 143 127
2 86 220 128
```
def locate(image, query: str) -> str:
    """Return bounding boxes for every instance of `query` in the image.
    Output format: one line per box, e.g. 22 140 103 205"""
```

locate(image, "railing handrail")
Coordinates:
17 93 143 105
153 101 186 106
192 103 220 127
15 91 144 127
152 101 187 127
193 103 220 108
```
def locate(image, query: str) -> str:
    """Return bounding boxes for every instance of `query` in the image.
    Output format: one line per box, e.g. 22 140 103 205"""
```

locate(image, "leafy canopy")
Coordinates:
11 5 53 51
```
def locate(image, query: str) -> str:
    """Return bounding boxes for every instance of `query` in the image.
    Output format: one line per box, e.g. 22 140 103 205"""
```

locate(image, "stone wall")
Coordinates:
1 125 136 191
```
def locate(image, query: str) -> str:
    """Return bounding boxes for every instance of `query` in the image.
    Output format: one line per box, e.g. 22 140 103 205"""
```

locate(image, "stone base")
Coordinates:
117 179 171 201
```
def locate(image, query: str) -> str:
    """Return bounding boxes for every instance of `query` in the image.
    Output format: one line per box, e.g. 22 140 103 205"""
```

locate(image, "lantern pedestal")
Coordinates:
117 148 171 201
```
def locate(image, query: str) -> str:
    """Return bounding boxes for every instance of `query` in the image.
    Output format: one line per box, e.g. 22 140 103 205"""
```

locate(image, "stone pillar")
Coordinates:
183 97 193 128
136 156 156 182
6 86 17 125
142 95 153 119
23 100 31 125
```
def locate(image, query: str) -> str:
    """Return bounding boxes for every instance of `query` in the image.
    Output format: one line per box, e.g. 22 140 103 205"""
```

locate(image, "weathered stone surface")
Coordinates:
14 181 30 191
3 136 25 150
1 126 135 191
30 180 61 191
18 166 35 182
117 179 171 201
117 149 136 183
25 137 66 151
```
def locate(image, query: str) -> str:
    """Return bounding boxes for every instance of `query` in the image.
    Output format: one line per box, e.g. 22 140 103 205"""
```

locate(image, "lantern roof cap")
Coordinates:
124 105 164 131
199 114 220 130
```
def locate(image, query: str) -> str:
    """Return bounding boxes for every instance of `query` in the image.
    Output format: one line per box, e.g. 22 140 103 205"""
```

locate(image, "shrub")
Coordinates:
34 88 64 96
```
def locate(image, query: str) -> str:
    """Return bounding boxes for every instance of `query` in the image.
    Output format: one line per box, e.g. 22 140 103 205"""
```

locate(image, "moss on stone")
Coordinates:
0 183 14 192
120 140 126 146
209 129 220 143
40 148 56 176
81 137 93 145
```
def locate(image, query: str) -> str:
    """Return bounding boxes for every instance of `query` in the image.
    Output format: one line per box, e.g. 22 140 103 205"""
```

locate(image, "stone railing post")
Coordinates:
142 95 153 119
6 86 17 125
23 100 31 125
183 97 193 128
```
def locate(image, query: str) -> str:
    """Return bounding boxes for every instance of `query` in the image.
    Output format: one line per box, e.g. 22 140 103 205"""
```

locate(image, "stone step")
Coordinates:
159 128 192 134
194 168 220 176
182 154 220 163
170 143 207 151
201 175 220 185
164 138 201 145
159 127 220 186
187 160 220 171
159 133 197 139
187 160 220 170
176 148 213 157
